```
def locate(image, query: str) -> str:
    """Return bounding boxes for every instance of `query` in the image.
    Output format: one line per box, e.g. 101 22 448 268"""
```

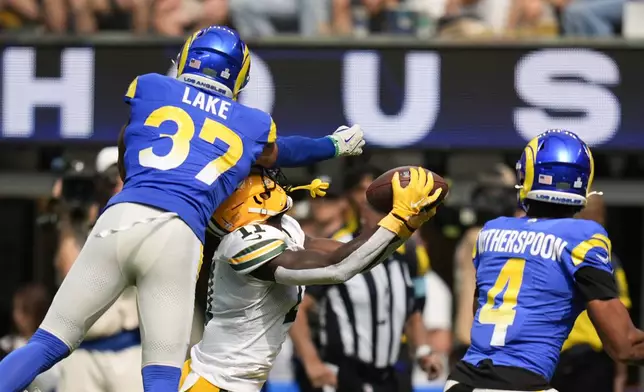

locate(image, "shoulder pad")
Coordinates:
480 216 508 230
123 73 169 104
568 218 607 239
560 219 609 252
562 219 612 271
234 105 273 142
280 214 305 248
214 224 288 274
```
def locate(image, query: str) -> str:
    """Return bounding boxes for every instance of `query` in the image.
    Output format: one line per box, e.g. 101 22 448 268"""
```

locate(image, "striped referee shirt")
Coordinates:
306 235 426 369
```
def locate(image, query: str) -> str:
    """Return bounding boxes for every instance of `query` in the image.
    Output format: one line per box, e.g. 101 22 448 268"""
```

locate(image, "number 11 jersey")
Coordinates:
187 214 305 392
107 73 276 243
464 216 613 381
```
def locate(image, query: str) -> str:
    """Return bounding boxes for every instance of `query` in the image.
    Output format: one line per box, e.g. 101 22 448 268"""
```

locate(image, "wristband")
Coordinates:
328 136 340 156
378 213 413 239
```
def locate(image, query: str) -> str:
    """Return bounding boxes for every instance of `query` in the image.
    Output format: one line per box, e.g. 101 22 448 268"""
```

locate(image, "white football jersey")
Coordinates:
188 214 305 392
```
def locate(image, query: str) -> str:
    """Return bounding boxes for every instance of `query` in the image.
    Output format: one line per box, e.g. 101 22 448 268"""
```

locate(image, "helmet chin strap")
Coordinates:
247 196 293 220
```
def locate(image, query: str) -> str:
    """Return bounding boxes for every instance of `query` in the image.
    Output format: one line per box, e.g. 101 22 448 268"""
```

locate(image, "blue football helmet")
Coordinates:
516 129 596 211
175 26 250 99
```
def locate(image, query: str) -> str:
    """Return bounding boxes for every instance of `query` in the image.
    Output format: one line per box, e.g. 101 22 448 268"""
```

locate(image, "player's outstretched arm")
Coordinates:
565 230 644 365
251 224 395 284
251 168 442 285
588 297 644 365
256 125 366 168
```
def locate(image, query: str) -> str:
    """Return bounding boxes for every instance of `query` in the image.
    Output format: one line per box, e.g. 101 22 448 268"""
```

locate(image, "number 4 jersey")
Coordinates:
186 214 304 392
106 73 277 243
461 216 615 385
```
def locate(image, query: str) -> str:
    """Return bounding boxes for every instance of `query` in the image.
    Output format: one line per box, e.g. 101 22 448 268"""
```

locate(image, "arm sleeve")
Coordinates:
275 136 336 167
574 266 619 302
215 224 288 275
274 227 403 285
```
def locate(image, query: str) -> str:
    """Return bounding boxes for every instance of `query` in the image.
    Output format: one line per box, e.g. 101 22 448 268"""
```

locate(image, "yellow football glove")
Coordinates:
378 167 443 238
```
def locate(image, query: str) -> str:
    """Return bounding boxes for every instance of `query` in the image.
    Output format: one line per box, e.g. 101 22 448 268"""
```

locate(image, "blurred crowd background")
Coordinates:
1 0 644 391
1 0 644 38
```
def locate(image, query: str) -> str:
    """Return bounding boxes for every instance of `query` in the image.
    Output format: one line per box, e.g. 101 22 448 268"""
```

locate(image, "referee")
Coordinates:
289 165 376 392
290 165 442 392
551 194 631 392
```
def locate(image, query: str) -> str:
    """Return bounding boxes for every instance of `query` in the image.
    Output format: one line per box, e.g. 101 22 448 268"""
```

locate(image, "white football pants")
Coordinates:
40 203 203 369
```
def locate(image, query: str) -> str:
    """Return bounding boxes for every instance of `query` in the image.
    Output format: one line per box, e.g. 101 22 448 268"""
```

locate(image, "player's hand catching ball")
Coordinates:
329 125 365 157
378 167 443 238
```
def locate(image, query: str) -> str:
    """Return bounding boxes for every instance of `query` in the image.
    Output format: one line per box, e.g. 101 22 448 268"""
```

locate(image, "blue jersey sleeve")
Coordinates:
561 221 614 279
274 136 336 167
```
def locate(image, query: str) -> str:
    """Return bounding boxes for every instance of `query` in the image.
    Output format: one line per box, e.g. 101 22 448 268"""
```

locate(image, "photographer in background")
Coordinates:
55 148 123 279
452 165 519 366
54 147 142 392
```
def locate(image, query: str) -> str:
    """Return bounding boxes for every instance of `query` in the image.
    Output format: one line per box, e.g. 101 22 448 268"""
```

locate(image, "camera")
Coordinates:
53 159 96 225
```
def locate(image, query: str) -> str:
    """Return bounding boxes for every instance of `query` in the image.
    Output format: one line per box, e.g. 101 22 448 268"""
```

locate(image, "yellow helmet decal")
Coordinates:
585 144 595 196
233 45 251 98
289 178 329 198
520 136 539 200
209 175 329 237
177 31 200 76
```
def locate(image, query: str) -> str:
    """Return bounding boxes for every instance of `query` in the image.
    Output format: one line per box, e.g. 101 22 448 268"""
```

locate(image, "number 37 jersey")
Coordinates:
107 73 276 243
464 216 613 381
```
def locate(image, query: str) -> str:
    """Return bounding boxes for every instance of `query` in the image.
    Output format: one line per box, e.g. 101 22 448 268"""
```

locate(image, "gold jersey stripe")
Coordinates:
230 243 287 272
571 237 610 266
231 239 286 265
591 233 612 254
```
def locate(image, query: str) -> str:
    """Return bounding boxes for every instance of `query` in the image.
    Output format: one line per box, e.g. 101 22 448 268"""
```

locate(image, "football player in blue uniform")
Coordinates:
0 26 365 392
445 130 644 392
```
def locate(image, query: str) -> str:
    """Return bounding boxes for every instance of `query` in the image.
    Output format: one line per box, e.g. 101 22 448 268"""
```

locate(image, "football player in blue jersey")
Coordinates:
445 130 644 392
0 26 365 392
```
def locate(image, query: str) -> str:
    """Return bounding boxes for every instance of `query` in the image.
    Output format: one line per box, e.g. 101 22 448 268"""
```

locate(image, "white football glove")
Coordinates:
328 125 366 157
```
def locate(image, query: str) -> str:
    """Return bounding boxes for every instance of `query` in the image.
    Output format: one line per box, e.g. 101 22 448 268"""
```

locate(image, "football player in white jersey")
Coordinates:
179 167 445 392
